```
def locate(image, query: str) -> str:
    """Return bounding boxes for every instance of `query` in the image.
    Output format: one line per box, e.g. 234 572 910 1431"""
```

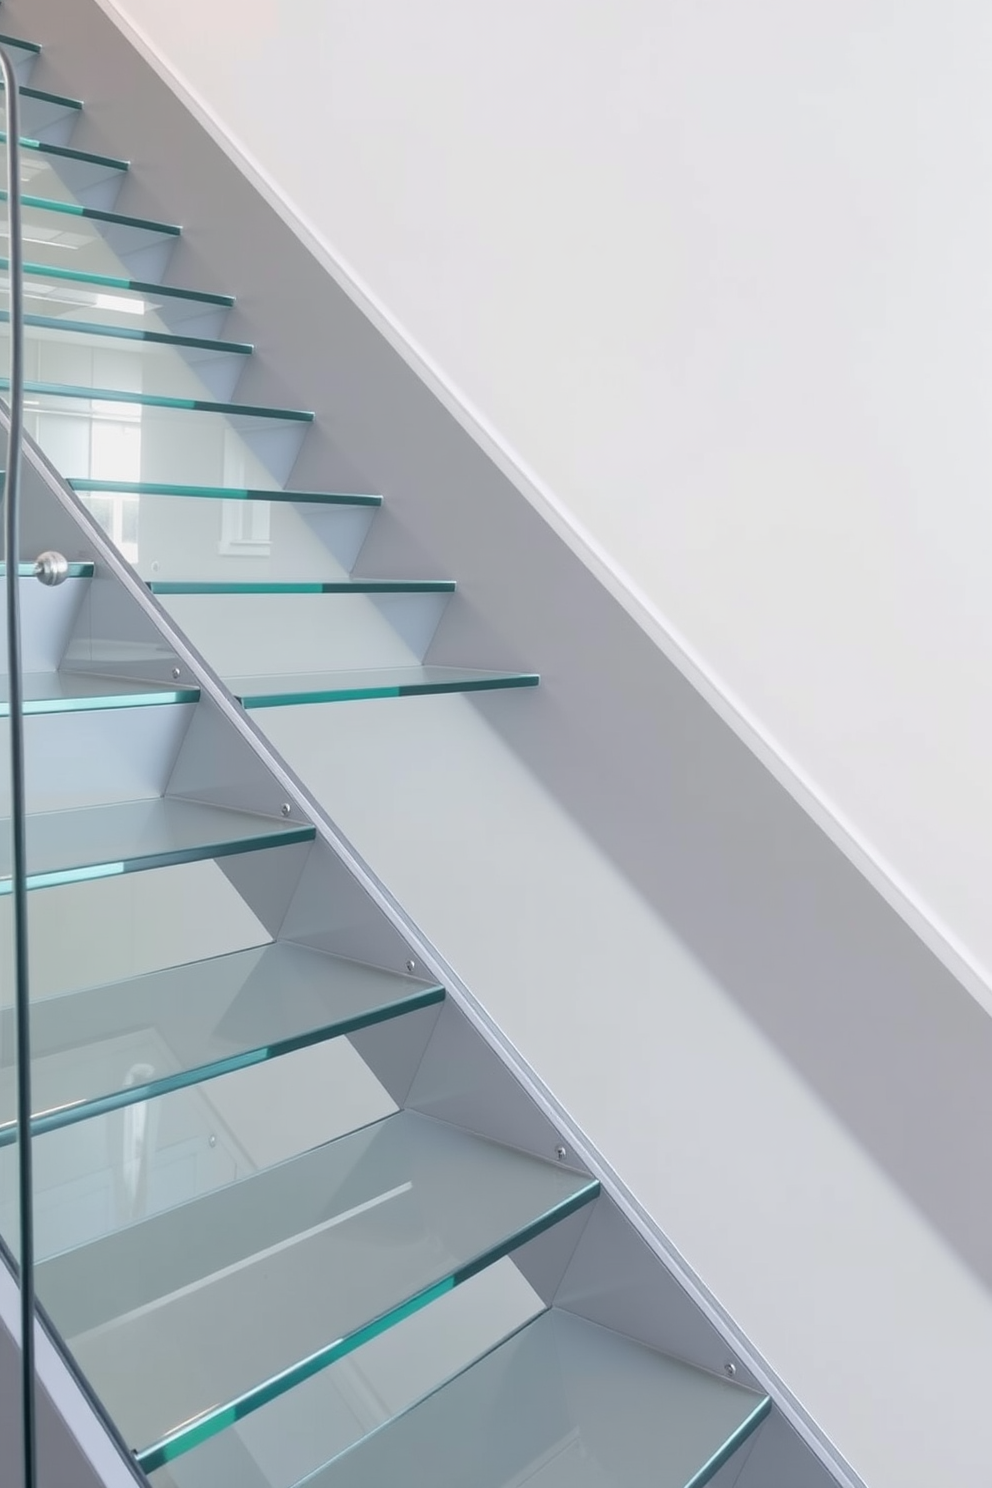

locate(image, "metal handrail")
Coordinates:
0 43 37 1488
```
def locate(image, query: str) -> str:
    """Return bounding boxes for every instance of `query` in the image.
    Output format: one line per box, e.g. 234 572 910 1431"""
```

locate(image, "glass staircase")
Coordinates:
0 22 780 1488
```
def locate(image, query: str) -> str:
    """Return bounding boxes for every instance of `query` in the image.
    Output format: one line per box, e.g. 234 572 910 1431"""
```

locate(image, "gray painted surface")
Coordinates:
9 0 984 1298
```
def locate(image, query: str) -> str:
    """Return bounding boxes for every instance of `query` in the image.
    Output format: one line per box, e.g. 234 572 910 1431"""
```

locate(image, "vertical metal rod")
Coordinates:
0 47 37 1488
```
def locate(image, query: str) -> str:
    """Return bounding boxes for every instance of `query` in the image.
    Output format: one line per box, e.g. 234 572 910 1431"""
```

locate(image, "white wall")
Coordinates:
93 0 992 1011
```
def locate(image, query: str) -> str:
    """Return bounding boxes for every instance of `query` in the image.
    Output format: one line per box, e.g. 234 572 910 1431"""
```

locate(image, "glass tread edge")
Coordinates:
0 259 234 306
68 480 380 506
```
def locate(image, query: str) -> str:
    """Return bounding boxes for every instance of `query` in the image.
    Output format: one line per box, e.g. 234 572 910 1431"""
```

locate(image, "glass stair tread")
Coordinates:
4 312 251 399
0 34 37 83
0 194 179 278
0 797 314 894
13 344 315 485
0 32 39 62
0 32 40 53
314 1309 770 1488
19 85 83 140
150 579 455 596
24 385 315 488
0 132 128 207
70 480 381 507
0 560 92 577
1 192 179 235
0 309 252 357
226 666 541 708
144 1262 546 1488
0 671 198 717
3 260 233 311
0 943 443 1142
0 133 128 174
36 1110 598 1471
6 379 313 421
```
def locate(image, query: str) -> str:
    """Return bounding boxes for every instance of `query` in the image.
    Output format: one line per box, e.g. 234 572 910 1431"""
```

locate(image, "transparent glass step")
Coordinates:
36 1111 598 1471
2 262 235 338
2 1031 396 1263
150 580 454 596
18 84 82 143
56 484 382 575
0 311 253 402
150 1260 545 1488
0 797 314 894
0 671 198 717
20 382 312 491
72 479 380 506
10 379 311 422
226 667 541 709
0 942 443 1140
0 194 179 280
310 1309 771 1488
4 308 251 360
0 33 40 84
0 559 92 577
5 857 281 1001
0 132 128 209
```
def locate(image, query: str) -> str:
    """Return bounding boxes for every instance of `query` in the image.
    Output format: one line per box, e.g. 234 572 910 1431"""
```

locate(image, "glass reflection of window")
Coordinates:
28 401 141 563
219 425 271 556
90 412 140 562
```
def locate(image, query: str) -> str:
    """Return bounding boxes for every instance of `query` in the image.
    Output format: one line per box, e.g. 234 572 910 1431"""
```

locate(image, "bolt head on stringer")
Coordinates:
33 551 69 586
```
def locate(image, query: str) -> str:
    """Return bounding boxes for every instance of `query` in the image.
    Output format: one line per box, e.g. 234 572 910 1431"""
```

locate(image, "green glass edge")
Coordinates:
0 822 315 896
68 480 380 506
137 1278 456 1474
21 85 82 112
239 673 541 708
0 189 181 235
0 258 233 306
0 309 253 356
1 379 314 421
150 580 455 596
136 1178 598 1472
684 1396 773 1488
0 32 41 54
0 983 444 1148
2 861 127 894
0 561 92 577
0 686 199 718
0 130 128 171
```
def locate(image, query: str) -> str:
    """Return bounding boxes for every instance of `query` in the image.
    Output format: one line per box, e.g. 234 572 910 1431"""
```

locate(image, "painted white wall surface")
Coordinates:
93 0 992 1013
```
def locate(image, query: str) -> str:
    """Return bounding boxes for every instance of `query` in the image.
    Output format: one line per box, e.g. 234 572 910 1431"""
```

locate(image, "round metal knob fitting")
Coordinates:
33 551 69 586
